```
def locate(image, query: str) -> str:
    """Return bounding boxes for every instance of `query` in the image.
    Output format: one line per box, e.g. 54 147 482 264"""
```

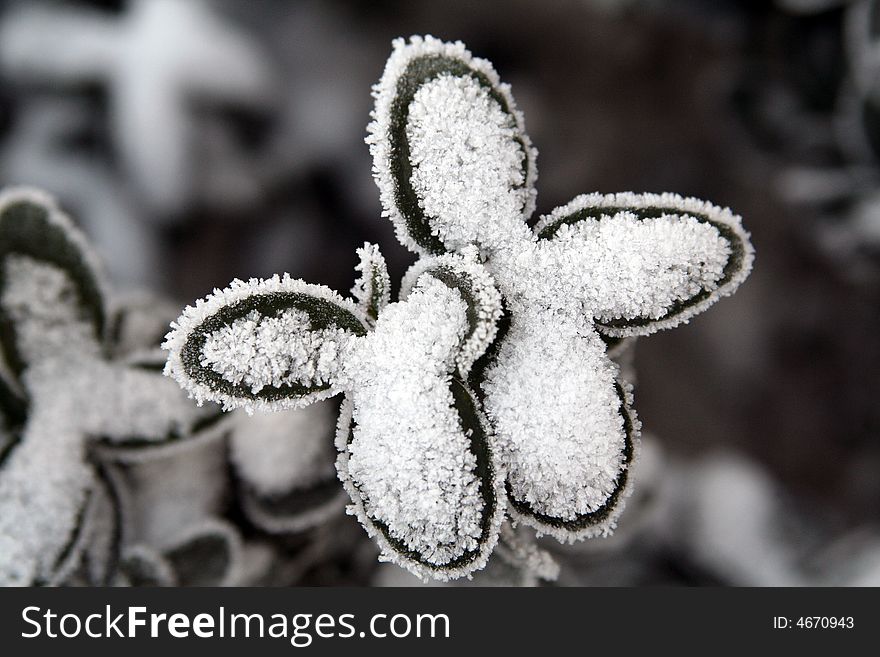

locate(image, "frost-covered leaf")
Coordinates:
164 275 370 413
368 36 755 545
534 192 754 336
350 242 390 326
400 248 504 379
335 257 504 580
0 187 105 373
166 251 506 580
230 401 346 534
367 35 536 255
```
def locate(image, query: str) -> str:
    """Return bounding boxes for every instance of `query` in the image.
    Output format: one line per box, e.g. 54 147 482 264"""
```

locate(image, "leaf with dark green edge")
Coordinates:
336 378 506 582
368 36 536 256
0 187 106 376
533 192 755 337
467 306 510 403
506 381 639 541
163 520 243 586
351 242 390 327
400 251 503 380
164 274 369 413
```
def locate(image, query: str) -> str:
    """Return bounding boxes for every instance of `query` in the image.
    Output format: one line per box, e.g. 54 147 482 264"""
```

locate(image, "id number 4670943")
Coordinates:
773 617 854 629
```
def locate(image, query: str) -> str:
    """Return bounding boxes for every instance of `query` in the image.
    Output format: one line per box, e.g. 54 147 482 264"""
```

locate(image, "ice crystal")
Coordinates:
368 35 755 541
0 187 217 585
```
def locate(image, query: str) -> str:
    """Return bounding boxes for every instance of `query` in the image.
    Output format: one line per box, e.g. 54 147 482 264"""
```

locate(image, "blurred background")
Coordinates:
1 0 878 585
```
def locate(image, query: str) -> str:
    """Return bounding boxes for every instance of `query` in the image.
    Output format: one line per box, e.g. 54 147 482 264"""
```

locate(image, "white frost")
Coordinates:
164 253 506 580
368 35 755 540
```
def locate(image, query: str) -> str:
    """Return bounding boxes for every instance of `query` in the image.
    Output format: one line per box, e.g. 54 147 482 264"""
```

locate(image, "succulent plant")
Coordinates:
164 36 754 581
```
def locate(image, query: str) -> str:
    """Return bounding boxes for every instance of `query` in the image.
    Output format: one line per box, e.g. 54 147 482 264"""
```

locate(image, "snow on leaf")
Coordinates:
366 35 537 255
0 187 106 372
164 274 369 413
368 36 754 542
165 250 506 580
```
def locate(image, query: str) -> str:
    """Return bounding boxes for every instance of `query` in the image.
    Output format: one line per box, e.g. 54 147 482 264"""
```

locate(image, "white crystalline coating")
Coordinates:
406 74 532 251
163 274 369 413
0 186 108 311
2 255 101 363
367 34 537 255
342 277 484 567
545 213 728 322
0 249 98 584
368 35 754 543
400 248 503 378
350 242 390 323
0 355 209 585
483 312 627 523
88 362 208 441
201 308 352 394
164 252 504 579
531 192 755 336
230 402 337 497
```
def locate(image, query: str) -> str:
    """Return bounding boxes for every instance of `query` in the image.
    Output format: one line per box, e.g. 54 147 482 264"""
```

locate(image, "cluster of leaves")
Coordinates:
165 36 754 581
0 188 346 586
